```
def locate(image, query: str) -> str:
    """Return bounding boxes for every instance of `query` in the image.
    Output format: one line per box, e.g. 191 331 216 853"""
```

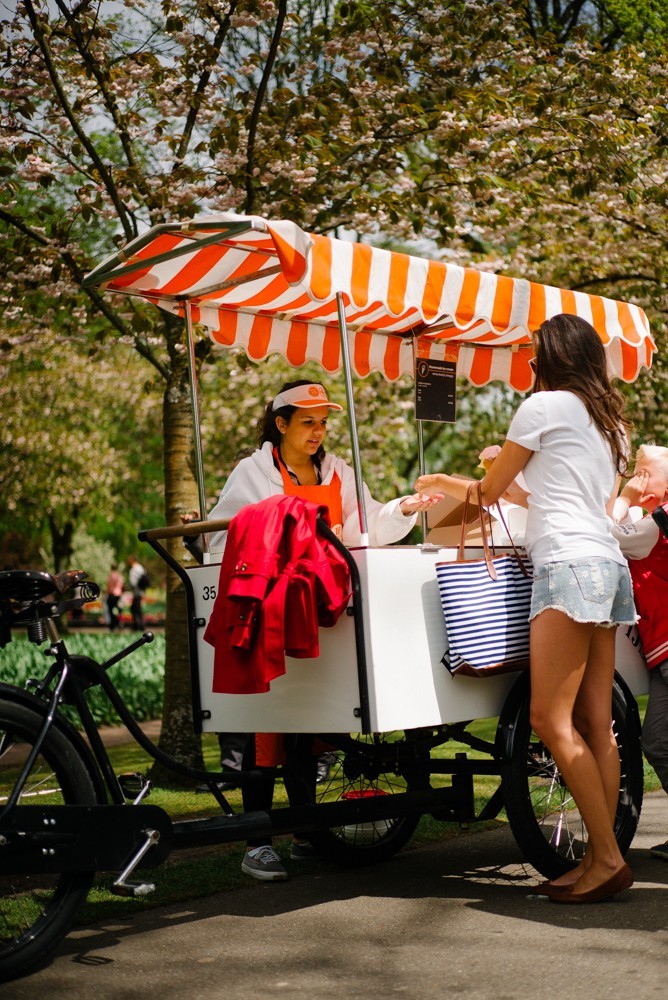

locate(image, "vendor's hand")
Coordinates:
620 469 649 508
414 473 450 497
400 491 444 515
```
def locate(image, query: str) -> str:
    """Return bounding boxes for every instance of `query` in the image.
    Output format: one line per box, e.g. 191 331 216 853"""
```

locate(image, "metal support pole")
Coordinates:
183 300 209 558
412 336 428 542
335 292 368 545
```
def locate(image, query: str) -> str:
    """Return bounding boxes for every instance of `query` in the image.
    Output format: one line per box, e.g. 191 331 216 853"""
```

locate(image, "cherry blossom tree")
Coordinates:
2 0 666 774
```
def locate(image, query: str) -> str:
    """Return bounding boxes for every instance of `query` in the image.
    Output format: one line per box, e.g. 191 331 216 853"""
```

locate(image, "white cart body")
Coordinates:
189 544 648 735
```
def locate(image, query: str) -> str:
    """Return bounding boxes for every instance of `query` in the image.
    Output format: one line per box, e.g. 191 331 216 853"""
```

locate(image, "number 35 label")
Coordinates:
202 585 217 601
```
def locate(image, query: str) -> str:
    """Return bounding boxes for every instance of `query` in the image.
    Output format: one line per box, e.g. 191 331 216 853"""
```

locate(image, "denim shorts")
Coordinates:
530 557 636 627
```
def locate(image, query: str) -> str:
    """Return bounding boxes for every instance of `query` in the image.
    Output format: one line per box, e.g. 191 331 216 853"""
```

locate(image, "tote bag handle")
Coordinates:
459 481 530 580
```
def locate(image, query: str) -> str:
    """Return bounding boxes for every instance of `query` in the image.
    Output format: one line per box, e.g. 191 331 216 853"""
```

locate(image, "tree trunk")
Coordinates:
149 349 205 786
49 516 75 574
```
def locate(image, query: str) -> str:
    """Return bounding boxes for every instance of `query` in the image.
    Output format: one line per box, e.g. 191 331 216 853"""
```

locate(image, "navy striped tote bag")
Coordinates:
435 482 533 678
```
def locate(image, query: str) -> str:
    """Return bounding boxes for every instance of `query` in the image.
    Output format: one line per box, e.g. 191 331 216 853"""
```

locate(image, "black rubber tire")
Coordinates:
0 698 97 982
498 672 644 880
307 732 428 866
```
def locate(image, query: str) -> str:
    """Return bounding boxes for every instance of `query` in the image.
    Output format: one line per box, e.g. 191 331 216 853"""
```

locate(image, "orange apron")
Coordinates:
274 448 343 538
255 452 343 767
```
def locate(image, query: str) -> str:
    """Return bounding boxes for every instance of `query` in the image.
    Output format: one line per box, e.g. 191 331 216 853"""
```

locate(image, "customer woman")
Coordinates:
416 313 636 904
208 378 441 881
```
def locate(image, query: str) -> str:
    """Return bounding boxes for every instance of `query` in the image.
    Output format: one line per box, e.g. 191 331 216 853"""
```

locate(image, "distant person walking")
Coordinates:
127 555 148 631
105 564 124 632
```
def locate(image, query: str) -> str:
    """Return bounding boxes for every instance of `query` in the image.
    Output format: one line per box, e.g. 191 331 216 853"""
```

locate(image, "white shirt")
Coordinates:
206 441 417 553
506 390 626 571
128 561 145 591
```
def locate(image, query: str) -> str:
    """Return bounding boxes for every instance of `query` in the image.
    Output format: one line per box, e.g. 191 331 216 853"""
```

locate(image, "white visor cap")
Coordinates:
271 384 343 412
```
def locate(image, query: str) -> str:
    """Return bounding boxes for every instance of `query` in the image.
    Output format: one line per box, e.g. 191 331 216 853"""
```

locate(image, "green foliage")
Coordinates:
603 0 668 42
2 0 667 759
70 527 118 589
0 337 164 570
0 634 167 726
518 0 668 48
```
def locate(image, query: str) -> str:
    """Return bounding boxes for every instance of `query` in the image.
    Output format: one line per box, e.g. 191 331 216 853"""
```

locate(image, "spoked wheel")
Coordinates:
498 673 644 880
306 731 430 866
0 698 97 982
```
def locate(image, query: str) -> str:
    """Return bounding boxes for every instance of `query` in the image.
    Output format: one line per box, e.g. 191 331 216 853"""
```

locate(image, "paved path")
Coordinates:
93 718 162 748
8 792 668 999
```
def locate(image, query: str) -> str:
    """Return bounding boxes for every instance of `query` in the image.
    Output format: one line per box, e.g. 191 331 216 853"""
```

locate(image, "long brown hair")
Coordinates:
532 313 630 474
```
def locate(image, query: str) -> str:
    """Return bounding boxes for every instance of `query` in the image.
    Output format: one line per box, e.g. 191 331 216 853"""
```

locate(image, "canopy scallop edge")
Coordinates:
84 212 655 392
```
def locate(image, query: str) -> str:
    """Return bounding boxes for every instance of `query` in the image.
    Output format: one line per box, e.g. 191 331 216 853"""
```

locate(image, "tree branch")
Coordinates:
23 0 135 241
174 1 239 165
52 1 151 227
243 0 288 214
0 206 169 380
82 286 171 381
55 0 99 19
0 206 51 248
570 273 663 291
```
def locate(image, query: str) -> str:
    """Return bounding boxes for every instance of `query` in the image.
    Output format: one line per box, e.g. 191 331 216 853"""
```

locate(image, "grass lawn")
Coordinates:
74 699 660 927
77 724 501 925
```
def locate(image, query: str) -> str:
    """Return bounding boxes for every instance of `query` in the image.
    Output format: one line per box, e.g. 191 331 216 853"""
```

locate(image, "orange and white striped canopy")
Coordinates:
84 213 655 390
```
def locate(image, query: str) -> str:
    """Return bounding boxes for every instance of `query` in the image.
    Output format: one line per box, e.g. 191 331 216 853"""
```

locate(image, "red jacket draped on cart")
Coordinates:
204 494 351 694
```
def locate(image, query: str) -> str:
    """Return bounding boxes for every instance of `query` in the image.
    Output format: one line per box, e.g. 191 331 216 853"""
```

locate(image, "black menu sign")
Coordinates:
415 357 457 423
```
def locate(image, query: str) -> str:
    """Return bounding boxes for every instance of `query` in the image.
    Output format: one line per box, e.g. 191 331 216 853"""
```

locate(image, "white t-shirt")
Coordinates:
506 390 626 571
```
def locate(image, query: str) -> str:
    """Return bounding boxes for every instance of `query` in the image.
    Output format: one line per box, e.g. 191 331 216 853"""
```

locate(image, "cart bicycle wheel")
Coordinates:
0 698 98 982
307 732 429 866
498 673 643 880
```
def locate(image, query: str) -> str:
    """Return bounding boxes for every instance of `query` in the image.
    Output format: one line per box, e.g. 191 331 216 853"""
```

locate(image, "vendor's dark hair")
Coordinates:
532 313 630 474
257 379 327 464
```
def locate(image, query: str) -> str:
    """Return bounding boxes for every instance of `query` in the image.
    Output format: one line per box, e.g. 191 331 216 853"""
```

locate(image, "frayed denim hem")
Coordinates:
529 604 638 628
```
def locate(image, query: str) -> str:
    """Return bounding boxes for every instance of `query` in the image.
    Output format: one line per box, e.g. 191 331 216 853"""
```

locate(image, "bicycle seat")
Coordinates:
0 570 57 603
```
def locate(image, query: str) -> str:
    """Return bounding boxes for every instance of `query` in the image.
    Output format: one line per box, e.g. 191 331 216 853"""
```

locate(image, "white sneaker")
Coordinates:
241 846 288 881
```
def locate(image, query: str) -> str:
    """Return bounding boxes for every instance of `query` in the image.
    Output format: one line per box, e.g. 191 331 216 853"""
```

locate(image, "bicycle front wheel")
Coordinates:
0 698 98 982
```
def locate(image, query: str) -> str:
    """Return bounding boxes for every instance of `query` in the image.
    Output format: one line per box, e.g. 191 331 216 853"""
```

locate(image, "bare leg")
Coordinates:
572 627 620 823
530 610 626 895
542 626 620 887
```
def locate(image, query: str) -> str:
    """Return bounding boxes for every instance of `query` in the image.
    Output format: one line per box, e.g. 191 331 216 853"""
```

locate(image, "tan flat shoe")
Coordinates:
549 864 633 905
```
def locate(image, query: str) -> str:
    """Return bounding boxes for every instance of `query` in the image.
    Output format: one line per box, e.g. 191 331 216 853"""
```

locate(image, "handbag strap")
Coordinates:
459 480 531 580
489 495 531 577
460 481 497 580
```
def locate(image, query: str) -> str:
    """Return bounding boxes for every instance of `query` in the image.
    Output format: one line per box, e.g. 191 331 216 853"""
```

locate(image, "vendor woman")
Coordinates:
207 378 441 882
208 379 439 552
